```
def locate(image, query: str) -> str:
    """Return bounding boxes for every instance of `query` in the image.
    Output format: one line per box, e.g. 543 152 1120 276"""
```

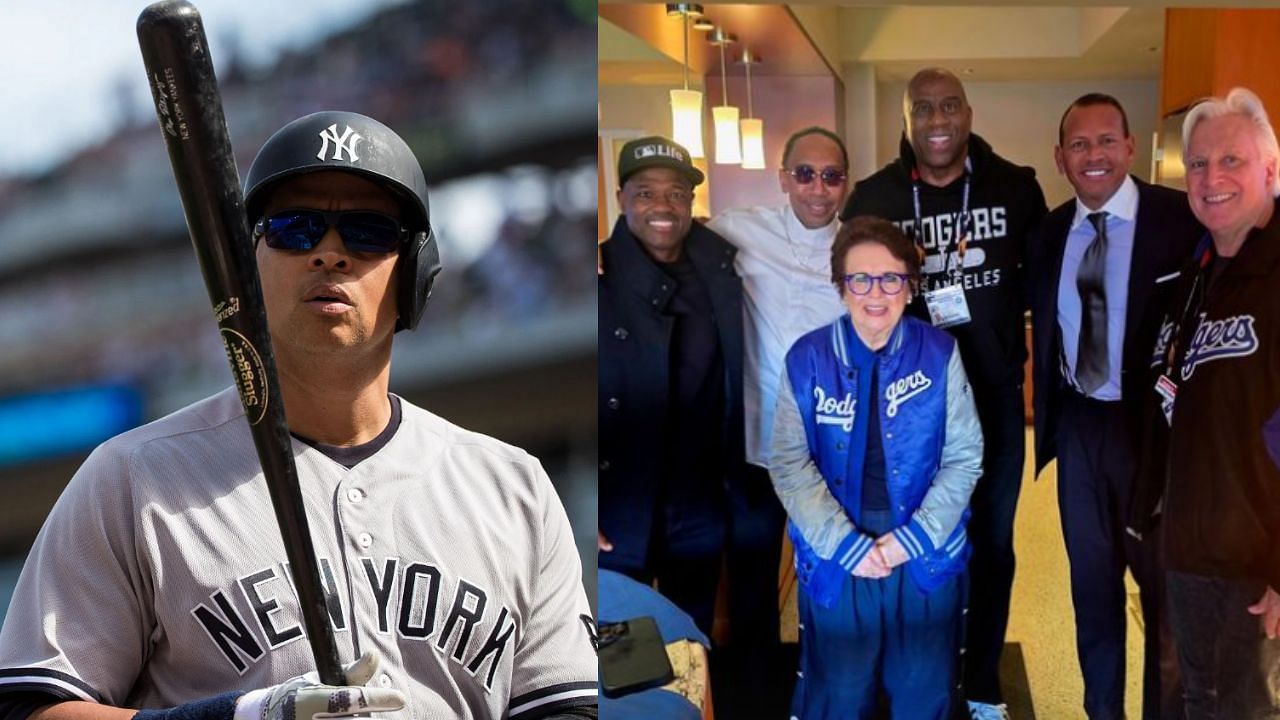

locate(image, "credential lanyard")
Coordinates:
911 156 973 286
1162 234 1215 379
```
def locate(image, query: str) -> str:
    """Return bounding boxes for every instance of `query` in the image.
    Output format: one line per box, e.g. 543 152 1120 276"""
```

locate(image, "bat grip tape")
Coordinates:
134 691 243 720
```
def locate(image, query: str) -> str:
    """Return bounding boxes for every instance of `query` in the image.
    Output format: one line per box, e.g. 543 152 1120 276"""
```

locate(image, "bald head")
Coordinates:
903 67 972 186
904 67 968 108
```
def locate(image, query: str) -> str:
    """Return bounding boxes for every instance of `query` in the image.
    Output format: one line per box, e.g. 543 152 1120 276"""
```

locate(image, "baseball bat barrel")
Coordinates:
136 0 344 685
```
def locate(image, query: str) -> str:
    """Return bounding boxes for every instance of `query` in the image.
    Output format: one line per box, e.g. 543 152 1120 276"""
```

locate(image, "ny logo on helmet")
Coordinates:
317 124 362 162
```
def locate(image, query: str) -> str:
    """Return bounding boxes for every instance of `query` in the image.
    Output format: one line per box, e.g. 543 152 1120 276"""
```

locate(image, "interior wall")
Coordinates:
600 66 1158 217
871 77 1160 208
843 62 878 182
599 83 681 137
703 74 842 215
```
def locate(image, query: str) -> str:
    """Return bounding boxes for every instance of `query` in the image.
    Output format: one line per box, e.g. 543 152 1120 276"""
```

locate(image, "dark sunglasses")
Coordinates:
787 164 848 187
254 209 408 254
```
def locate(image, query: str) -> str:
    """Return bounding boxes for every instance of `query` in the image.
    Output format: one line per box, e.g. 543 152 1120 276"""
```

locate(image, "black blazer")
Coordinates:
598 216 746 570
1028 177 1202 475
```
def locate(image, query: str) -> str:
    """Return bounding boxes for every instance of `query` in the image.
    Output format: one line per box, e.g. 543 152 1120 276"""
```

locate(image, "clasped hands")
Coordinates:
851 533 910 579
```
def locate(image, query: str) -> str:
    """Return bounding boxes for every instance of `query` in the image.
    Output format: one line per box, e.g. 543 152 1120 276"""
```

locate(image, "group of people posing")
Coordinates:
599 67 1280 720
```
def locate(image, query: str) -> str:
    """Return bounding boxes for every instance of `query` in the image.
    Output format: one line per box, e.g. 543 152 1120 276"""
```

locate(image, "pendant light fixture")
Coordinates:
739 49 765 170
708 27 740 165
666 4 705 158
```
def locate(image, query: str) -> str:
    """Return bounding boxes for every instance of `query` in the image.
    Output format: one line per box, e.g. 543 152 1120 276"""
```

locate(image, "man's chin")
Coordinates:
635 233 686 259
286 321 371 353
920 151 961 170
798 210 836 228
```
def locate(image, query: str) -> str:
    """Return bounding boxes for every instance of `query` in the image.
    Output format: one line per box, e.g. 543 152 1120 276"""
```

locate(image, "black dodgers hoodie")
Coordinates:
841 134 1047 389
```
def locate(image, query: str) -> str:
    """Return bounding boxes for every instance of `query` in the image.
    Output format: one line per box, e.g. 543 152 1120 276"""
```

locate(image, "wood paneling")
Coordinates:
598 135 609 241
1162 9 1280 116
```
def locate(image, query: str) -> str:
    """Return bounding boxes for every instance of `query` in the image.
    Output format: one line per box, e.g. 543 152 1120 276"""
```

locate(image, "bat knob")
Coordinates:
137 0 201 34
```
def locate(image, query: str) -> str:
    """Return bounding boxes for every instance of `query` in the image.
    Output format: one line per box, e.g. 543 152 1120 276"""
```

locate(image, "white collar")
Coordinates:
1070 174 1138 231
783 203 840 243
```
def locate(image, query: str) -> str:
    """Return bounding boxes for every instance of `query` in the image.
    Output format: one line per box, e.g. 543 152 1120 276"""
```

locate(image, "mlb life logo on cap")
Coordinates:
617 135 705 187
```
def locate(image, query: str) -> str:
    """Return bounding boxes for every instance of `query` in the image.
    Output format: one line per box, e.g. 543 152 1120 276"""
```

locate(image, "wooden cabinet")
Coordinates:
1162 9 1280 116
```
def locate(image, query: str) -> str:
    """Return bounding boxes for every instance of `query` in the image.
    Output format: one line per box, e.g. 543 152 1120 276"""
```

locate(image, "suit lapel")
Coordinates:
1045 205 1073 346
1123 178 1160 378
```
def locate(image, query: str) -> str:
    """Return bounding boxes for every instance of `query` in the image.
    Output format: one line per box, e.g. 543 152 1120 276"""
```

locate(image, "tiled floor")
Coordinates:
1003 430 1144 720
777 429 1146 719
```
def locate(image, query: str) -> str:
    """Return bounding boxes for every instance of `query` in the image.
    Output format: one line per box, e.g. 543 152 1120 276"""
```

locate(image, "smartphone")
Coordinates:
598 616 675 698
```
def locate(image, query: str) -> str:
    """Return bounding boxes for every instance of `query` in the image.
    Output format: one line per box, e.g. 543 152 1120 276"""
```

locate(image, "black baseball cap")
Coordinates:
617 135 705 188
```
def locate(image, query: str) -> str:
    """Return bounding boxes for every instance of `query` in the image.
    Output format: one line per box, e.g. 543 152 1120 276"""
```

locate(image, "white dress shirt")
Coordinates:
707 205 845 467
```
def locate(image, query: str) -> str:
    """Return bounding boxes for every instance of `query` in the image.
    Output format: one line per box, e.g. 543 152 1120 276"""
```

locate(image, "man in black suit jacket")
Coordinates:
1028 94 1201 720
598 136 745 639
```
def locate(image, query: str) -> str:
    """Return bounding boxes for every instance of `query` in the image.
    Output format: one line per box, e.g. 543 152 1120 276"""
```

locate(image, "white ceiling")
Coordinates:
600 3 1182 84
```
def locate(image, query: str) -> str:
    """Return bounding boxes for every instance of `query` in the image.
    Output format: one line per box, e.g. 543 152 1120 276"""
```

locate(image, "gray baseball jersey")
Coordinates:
0 388 596 719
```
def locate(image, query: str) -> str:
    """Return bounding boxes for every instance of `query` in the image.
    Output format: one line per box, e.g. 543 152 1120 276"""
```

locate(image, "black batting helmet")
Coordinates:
244 111 442 332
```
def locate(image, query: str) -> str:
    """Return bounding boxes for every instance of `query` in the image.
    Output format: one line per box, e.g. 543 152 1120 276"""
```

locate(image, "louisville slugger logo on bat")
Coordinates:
221 328 268 425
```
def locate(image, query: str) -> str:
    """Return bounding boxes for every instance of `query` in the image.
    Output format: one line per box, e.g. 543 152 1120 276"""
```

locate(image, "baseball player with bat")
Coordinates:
0 42 597 720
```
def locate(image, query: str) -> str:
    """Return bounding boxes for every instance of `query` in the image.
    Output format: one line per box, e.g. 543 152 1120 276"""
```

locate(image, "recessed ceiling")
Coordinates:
599 16 687 85
599 17 673 64
599 4 833 80
600 3 1177 85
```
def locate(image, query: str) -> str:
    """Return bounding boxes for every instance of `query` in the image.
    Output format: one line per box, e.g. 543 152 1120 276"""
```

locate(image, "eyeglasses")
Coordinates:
786 164 848 188
843 272 909 295
254 209 408 254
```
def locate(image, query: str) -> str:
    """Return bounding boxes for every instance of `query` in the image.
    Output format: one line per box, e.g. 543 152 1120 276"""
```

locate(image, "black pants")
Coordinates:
719 464 789 718
1166 571 1280 719
962 383 1025 704
1058 391 1179 720
629 500 727 636
604 467 787 716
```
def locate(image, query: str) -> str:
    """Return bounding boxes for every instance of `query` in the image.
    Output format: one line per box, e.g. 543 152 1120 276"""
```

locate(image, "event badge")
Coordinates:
1154 374 1178 426
923 284 971 329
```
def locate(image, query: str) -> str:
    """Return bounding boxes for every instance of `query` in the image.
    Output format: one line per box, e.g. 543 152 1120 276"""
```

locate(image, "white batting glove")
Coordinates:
232 651 405 720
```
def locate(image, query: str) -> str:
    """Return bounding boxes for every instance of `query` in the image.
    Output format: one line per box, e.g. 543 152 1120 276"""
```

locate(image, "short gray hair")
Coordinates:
1182 87 1280 195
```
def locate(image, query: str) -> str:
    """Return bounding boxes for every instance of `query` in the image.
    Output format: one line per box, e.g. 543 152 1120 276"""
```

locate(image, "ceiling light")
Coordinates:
739 49 764 170
666 4 706 157
709 28 740 165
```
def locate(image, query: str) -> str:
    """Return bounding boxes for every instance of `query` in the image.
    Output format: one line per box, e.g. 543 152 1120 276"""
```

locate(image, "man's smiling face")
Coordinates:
1055 102 1135 210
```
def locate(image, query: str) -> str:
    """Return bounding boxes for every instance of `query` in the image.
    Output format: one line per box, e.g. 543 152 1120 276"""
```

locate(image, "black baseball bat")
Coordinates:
136 0 344 685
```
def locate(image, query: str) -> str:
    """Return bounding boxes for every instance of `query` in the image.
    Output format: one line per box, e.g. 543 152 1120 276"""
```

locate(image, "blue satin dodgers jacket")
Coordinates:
770 314 983 607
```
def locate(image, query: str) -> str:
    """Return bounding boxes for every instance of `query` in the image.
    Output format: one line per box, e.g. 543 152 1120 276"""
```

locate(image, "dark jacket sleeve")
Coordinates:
1266 406 1280 590
540 708 598 720
0 693 65 720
